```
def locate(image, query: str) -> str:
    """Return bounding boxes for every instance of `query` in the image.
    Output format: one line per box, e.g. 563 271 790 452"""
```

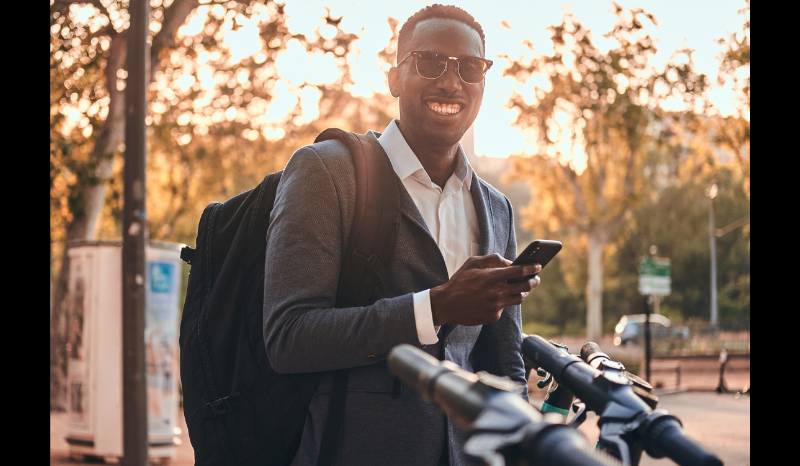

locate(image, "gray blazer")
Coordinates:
263 131 527 466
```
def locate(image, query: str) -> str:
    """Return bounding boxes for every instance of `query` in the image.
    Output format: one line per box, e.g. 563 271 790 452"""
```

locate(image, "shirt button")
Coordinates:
442 242 447 249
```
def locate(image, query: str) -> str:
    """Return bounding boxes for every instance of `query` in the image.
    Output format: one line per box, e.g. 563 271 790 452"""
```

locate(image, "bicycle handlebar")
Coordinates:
387 344 620 466
642 416 724 466
522 335 723 466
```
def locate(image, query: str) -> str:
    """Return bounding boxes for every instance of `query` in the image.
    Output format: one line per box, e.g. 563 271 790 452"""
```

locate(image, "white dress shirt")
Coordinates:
377 120 480 344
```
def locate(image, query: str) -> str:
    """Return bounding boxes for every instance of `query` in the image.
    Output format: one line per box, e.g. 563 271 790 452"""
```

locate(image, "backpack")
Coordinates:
178 129 401 466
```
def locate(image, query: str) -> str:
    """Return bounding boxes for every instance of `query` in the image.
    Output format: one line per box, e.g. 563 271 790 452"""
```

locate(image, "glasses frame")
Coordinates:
397 51 493 84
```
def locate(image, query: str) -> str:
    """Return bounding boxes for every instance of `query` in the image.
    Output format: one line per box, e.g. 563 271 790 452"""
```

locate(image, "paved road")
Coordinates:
533 392 751 466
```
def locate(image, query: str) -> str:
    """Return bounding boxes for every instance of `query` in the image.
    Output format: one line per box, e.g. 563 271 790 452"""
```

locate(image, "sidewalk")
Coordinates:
574 392 750 466
50 410 195 465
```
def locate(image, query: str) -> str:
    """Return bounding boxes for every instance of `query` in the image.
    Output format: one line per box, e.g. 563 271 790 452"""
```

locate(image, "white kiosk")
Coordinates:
64 240 183 462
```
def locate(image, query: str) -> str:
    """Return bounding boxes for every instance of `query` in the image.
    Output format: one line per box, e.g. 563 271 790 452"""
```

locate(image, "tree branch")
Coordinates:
716 119 749 178
151 0 200 78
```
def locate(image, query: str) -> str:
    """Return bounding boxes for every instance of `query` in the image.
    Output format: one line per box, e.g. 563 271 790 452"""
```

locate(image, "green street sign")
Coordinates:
639 256 671 296
639 256 671 276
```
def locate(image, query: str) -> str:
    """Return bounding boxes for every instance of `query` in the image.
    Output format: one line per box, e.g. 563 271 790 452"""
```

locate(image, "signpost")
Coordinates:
638 256 672 296
639 256 671 383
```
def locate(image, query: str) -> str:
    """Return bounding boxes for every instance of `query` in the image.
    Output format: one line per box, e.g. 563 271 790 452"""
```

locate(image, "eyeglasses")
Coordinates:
397 51 493 84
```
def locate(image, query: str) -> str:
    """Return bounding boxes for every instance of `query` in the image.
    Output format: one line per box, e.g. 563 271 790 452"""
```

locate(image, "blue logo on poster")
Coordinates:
150 263 172 293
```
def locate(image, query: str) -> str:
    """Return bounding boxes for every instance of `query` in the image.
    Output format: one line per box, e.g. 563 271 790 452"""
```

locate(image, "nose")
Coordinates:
436 59 462 93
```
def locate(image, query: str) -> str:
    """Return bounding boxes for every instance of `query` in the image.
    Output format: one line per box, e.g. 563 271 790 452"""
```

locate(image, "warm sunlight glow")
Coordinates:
165 0 748 158
265 0 745 158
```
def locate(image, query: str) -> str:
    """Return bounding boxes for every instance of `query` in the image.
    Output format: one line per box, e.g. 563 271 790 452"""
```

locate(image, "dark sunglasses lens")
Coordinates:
459 58 487 83
416 52 447 79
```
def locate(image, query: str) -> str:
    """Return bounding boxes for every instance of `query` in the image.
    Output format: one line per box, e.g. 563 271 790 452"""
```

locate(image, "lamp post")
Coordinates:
707 183 718 331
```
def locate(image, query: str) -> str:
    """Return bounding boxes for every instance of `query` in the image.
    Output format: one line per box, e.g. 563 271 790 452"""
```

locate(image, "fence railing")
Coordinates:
650 321 749 358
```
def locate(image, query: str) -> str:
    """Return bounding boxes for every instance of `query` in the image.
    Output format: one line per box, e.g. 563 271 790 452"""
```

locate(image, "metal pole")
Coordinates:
709 192 718 330
122 0 149 464
644 296 651 383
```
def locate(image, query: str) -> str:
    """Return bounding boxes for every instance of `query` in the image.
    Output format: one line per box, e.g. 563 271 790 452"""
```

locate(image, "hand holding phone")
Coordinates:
507 240 562 284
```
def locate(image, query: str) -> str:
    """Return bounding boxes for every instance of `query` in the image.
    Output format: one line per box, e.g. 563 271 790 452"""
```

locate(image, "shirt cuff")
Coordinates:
413 289 440 345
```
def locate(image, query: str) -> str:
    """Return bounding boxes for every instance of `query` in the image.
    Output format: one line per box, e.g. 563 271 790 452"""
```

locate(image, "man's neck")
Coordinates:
396 121 460 188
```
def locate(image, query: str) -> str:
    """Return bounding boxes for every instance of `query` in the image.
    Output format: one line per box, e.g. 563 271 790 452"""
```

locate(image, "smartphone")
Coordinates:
507 240 563 284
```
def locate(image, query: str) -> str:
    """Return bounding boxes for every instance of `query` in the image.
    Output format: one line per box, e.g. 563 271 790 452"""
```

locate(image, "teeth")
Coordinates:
427 102 462 115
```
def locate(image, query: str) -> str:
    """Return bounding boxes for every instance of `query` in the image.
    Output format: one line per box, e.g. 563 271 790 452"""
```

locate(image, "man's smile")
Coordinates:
426 101 463 116
427 101 463 116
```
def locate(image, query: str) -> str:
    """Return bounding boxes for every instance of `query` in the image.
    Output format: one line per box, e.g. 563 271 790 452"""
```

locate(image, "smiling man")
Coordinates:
263 4 540 466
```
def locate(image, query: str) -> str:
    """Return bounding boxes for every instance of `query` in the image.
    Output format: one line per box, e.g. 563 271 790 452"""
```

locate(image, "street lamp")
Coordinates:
706 183 718 331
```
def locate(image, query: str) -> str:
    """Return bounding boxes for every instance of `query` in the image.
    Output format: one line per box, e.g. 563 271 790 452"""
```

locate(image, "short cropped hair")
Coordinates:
397 4 486 61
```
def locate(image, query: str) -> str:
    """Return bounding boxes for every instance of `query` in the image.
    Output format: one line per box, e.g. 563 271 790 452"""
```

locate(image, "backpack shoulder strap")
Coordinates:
314 128 401 306
311 129 401 466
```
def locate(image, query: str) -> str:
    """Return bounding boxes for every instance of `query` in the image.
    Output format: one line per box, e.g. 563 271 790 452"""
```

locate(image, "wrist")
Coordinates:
430 285 449 326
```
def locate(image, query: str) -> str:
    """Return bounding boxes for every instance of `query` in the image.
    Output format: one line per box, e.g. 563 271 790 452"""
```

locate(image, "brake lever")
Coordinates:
568 401 587 428
536 368 552 389
599 424 634 466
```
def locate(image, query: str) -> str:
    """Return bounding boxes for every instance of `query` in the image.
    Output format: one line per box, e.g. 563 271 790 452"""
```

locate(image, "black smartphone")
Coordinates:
507 240 563 284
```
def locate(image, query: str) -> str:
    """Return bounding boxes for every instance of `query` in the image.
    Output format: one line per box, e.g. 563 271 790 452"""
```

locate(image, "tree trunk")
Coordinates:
50 32 127 411
586 227 607 341
50 0 199 410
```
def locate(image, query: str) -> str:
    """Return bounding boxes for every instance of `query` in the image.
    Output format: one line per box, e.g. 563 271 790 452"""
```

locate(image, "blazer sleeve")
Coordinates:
262 145 419 374
470 196 529 400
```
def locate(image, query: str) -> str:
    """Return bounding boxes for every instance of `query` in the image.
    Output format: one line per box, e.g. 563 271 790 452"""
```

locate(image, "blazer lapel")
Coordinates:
470 172 494 256
397 179 436 242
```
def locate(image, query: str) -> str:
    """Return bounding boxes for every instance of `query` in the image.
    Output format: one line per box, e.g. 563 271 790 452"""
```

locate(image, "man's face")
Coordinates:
389 18 485 150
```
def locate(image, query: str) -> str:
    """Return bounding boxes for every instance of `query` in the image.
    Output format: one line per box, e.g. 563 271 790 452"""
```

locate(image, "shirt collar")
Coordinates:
377 119 473 190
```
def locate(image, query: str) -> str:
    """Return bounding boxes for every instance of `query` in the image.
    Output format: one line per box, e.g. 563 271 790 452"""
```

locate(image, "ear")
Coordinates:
388 66 400 97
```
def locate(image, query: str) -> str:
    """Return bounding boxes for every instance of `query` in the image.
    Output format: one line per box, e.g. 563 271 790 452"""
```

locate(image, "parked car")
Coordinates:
613 314 689 346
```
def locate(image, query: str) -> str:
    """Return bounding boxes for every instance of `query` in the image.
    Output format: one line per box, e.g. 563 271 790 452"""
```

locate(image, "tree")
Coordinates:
49 0 355 409
51 0 193 410
712 0 749 198
503 4 707 339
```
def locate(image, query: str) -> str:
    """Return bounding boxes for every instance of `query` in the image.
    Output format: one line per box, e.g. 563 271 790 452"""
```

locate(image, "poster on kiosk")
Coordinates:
65 240 183 462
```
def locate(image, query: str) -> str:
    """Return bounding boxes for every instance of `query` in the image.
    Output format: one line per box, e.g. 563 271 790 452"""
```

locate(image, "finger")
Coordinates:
521 263 542 275
529 275 541 289
480 307 504 325
473 253 511 269
505 293 525 307
507 276 539 294
492 263 541 280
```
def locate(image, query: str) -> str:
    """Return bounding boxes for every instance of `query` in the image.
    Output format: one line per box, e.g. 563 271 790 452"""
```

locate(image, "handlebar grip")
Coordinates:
580 341 604 362
386 344 440 395
525 425 621 466
388 344 485 423
522 335 580 377
645 417 723 466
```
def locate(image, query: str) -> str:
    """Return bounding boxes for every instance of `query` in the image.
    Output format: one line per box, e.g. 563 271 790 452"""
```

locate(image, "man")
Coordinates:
263 5 542 466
